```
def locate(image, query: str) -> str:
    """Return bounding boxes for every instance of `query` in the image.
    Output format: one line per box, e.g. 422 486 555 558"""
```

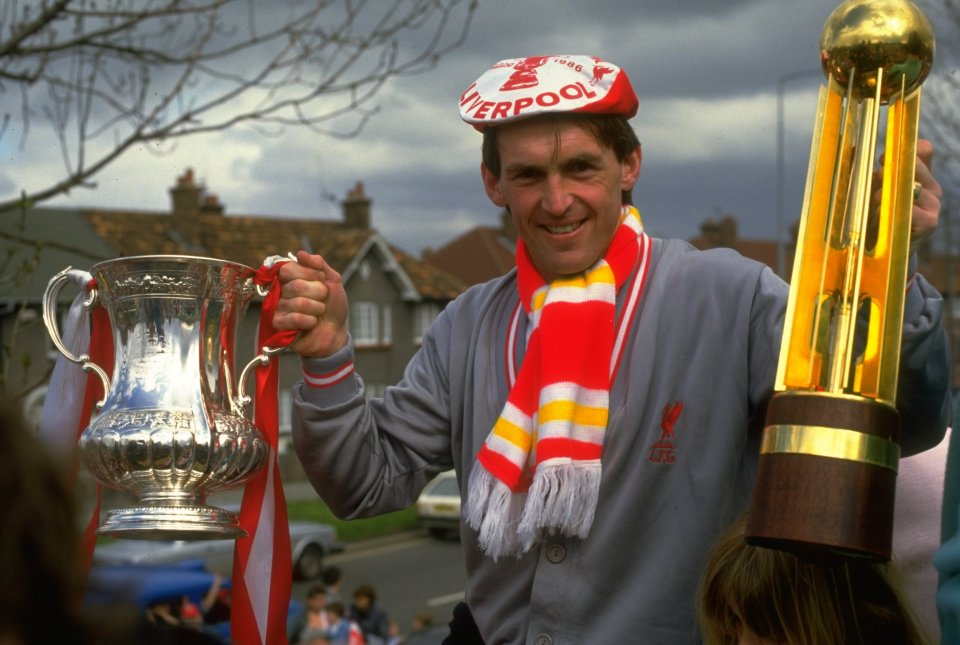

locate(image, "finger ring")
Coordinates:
913 181 922 202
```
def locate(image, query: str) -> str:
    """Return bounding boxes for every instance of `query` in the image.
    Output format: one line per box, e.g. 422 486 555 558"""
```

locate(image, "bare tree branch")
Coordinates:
0 0 478 213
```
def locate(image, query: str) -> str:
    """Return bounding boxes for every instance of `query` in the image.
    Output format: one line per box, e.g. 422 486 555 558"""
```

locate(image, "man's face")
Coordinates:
481 117 641 281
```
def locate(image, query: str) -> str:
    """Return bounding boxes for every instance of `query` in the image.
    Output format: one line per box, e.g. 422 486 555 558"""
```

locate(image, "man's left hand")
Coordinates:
910 139 942 251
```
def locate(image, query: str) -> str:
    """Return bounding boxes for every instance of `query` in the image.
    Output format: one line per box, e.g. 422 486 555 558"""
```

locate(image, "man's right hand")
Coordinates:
273 250 350 358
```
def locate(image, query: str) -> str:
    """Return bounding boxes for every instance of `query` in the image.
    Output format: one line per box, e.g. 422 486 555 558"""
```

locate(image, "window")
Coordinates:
414 303 441 344
351 303 392 347
352 302 379 346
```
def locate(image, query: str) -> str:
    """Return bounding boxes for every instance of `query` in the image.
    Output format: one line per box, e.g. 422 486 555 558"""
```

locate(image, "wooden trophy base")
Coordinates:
745 391 900 562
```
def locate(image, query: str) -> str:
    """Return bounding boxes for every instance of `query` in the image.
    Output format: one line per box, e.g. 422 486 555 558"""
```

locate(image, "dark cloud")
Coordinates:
8 0 956 259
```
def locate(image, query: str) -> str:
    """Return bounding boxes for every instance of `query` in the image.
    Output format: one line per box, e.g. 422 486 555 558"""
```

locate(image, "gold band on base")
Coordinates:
760 424 900 471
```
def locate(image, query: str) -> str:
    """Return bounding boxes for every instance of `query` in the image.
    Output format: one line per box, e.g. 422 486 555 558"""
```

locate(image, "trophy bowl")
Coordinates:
44 255 270 540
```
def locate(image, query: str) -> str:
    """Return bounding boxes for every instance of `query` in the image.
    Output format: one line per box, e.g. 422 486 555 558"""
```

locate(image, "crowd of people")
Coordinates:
288 567 445 645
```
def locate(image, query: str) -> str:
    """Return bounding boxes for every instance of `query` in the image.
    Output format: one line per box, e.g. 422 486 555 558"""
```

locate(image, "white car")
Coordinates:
92 520 342 580
416 470 461 539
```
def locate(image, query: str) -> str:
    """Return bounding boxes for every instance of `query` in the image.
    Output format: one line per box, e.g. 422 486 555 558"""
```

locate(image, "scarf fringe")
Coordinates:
467 462 602 560
518 462 601 547
465 465 529 560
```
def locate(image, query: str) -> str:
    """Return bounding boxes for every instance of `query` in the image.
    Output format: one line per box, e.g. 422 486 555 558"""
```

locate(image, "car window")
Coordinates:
431 478 460 497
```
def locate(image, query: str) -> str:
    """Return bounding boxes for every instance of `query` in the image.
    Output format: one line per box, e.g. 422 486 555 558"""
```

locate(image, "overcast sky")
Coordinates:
3 0 956 258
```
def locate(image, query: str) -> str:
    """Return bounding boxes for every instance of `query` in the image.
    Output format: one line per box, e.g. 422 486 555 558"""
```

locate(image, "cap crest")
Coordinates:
459 55 637 130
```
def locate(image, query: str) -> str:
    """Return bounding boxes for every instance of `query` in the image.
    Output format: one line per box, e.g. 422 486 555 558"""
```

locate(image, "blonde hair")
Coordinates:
697 516 932 645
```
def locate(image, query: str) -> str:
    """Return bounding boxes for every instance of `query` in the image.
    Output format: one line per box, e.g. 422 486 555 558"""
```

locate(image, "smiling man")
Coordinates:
480 117 640 281
276 55 951 644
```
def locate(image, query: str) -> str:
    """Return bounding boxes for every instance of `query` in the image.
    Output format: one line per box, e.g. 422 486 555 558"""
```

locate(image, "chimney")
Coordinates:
169 169 203 247
201 193 225 215
718 215 738 247
700 219 721 248
342 181 371 229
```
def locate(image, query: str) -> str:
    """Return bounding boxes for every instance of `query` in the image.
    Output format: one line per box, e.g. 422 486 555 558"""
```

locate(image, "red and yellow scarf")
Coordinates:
465 206 648 559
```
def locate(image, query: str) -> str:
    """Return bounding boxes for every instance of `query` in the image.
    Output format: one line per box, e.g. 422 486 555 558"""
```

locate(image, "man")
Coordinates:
275 55 951 643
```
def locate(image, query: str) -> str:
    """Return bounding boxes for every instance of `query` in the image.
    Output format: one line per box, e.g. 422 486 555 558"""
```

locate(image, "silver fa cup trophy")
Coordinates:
43 255 276 540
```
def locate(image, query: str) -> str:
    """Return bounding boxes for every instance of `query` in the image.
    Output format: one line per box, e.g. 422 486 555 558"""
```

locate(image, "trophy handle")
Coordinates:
235 345 286 410
233 253 299 411
41 267 112 408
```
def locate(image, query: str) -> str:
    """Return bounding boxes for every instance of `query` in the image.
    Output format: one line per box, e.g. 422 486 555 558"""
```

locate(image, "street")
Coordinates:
89 483 468 639
293 531 467 636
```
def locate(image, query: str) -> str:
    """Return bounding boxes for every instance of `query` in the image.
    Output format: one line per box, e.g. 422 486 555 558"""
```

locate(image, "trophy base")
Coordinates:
745 392 899 562
97 504 247 540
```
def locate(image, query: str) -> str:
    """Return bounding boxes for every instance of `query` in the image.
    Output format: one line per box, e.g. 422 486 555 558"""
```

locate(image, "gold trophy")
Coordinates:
745 0 934 561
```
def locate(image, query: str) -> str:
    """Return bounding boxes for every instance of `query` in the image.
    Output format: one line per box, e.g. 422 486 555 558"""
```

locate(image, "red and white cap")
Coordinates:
459 55 638 131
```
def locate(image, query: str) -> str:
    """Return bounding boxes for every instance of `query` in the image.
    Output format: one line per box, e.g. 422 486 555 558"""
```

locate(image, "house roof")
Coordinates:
687 214 795 280
393 246 466 301
83 209 464 301
0 206 117 304
424 224 516 287
2 175 465 304
83 209 368 274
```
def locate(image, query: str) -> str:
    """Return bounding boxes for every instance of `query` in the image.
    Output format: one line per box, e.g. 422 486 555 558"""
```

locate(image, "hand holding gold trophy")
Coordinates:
745 0 934 561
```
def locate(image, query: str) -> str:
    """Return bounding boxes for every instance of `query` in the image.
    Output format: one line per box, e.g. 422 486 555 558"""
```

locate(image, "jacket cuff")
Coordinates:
299 340 361 405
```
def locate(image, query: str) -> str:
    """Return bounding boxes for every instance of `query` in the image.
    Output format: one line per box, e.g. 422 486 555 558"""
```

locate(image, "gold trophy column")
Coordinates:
745 0 934 561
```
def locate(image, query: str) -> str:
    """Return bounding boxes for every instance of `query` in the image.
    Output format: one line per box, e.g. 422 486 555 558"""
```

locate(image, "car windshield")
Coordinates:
431 477 459 497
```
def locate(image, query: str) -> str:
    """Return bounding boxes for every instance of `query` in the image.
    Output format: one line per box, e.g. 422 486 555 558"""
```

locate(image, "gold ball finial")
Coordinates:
820 0 934 101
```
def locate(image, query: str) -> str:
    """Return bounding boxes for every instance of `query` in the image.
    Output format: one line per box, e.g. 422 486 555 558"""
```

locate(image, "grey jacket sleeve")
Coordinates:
291 309 458 520
897 273 952 456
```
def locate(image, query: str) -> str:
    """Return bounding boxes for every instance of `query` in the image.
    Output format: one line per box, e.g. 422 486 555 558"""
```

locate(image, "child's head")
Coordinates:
305 584 328 612
327 601 346 621
412 610 433 631
352 583 376 611
697 515 931 645
322 566 342 588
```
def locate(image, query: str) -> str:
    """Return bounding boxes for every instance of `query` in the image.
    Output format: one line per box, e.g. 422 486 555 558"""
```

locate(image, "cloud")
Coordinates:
4 0 954 258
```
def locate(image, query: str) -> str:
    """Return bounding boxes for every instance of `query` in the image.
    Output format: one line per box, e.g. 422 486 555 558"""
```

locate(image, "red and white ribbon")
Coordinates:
231 255 298 645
